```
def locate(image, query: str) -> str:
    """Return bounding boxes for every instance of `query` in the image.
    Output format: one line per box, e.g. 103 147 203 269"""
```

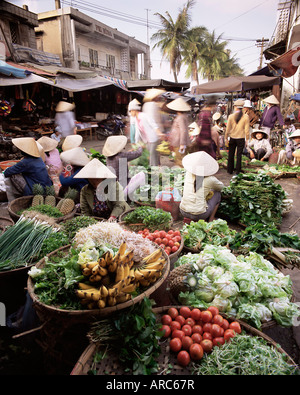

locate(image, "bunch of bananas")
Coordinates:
76 242 166 309
156 140 171 155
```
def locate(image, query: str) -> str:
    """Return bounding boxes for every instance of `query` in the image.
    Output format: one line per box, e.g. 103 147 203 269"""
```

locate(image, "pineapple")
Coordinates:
44 185 56 207
168 263 196 298
32 184 44 207
57 188 78 215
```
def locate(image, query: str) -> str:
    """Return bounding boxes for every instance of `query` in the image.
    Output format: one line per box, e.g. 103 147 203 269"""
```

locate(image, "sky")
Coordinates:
8 0 280 85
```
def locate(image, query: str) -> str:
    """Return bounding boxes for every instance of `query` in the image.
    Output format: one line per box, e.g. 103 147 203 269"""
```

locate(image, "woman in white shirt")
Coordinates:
179 151 224 223
247 129 273 161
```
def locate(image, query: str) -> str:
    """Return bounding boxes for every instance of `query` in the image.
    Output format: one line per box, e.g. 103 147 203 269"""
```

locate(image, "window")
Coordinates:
9 22 19 44
89 49 99 68
106 54 115 70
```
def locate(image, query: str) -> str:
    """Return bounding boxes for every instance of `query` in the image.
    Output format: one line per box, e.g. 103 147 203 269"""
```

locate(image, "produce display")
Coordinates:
181 219 236 251
60 215 98 240
218 173 286 227
122 206 172 231
138 228 182 255
168 244 299 328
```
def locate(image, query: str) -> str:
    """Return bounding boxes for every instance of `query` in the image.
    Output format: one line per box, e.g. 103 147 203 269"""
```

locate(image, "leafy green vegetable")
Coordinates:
89 148 106 164
22 204 64 218
35 231 70 261
124 206 172 231
61 216 98 240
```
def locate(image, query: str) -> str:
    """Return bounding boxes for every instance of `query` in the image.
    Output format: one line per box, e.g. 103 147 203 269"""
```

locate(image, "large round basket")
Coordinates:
119 208 173 233
0 216 14 235
70 305 297 375
27 244 170 325
8 195 77 223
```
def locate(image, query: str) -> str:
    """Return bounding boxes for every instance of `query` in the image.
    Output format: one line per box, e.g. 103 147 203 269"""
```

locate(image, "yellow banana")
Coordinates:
133 269 146 281
123 263 130 278
142 249 162 264
121 283 137 293
104 251 113 265
89 274 102 282
118 241 127 256
98 257 107 267
111 279 125 292
108 287 118 297
115 264 125 282
78 282 96 290
100 285 109 298
108 259 117 273
139 278 151 287
92 264 101 274
108 296 117 306
86 261 100 269
97 299 106 309
87 302 97 310
82 267 92 277
98 266 108 277
116 294 131 303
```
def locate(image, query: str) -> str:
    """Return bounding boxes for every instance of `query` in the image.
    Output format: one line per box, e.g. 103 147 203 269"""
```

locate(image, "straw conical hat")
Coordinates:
263 95 280 105
56 101 75 112
60 147 90 167
251 128 269 138
128 99 141 111
12 137 40 158
62 134 83 151
36 141 46 161
74 158 117 179
212 112 221 121
233 99 245 108
143 88 166 102
102 135 128 157
188 122 200 136
182 151 219 177
289 129 300 139
37 136 58 152
166 97 191 112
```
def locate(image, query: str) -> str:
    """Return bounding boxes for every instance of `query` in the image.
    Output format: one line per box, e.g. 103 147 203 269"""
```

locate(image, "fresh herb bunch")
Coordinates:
89 148 106 165
61 216 98 240
124 206 172 231
23 204 64 218
35 231 70 261
218 173 286 227
88 298 162 375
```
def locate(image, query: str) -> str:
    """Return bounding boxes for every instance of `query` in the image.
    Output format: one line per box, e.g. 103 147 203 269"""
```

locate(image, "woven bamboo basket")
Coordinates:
8 195 77 223
0 216 14 235
27 244 170 325
119 207 173 233
70 305 297 375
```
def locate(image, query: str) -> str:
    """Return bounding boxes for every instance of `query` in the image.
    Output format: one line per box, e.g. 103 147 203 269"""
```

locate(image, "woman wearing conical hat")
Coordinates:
3 137 52 201
259 94 284 137
74 158 130 221
54 100 77 141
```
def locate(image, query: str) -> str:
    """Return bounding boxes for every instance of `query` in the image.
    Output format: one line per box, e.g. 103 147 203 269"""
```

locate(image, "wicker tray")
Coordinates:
70 305 297 375
119 208 173 232
8 195 77 223
27 244 170 324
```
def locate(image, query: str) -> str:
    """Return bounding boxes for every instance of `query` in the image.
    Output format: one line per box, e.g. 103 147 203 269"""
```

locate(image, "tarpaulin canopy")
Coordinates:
42 75 113 92
0 73 51 86
126 79 190 92
0 60 31 78
268 46 300 78
191 75 281 95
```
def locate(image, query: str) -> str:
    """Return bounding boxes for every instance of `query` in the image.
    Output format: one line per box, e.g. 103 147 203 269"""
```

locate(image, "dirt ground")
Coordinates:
0 136 299 374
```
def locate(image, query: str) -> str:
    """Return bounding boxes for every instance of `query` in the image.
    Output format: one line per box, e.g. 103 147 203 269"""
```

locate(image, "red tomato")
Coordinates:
179 306 191 318
168 240 174 248
175 315 186 326
174 235 181 242
164 249 170 255
171 246 178 253
224 329 236 341
212 314 224 326
201 310 213 323
181 336 193 350
146 235 154 241
168 307 179 319
177 350 190 367
203 332 213 341
202 323 212 333
152 231 160 238
200 339 213 353
192 324 203 335
168 230 174 235
213 337 225 347
207 306 219 317
172 329 185 340
190 308 202 321
169 337 182 353
162 238 169 246
229 321 242 334
161 314 172 326
155 237 162 245
189 343 203 361
170 321 181 331
138 230 143 234
159 244 165 249
221 319 230 330
182 324 192 337
173 230 181 237
174 242 180 248
211 324 224 338
191 333 202 344
159 231 166 238
185 317 195 327
161 325 171 338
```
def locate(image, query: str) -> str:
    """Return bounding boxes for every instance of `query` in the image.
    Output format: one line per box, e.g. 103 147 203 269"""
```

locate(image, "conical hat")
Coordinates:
128 99 141 111
36 141 46 161
56 101 75 112
182 151 219 177
263 95 279 105
212 112 221 121
12 137 40 158
37 136 58 152
143 88 166 102
166 97 191 112
102 135 128 157
251 128 269 138
188 122 200 136
73 158 117 179
233 99 245 108
60 147 90 167
62 134 83 151
289 129 300 139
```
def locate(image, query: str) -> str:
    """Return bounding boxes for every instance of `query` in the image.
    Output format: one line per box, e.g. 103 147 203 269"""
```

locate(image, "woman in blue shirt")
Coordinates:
4 137 52 201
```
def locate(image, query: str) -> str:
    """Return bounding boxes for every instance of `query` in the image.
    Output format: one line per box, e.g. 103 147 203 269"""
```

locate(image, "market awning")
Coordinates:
42 74 113 92
268 45 300 78
126 79 190 92
0 73 51 86
191 75 281 95
0 60 31 78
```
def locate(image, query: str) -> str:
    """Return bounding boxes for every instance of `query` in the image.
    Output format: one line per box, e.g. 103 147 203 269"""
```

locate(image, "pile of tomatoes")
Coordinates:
160 306 242 367
138 229 181 255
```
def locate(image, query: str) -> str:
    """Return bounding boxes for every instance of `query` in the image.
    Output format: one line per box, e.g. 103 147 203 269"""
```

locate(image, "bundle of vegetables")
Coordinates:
170 245 299 328
0 217 56 271
192 333 298 375
181 219 236 251
218 173 286 227
22 204 64 218
123 206 172 232
87 298 162 375
61 215 98 240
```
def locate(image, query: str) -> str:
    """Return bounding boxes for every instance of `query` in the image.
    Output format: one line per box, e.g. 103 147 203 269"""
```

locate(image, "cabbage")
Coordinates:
210 296 232 313
202 265 224 280
254 303 273 323
77 239 99 265
194 286 215 303
236 303 262 329
268 297 300 327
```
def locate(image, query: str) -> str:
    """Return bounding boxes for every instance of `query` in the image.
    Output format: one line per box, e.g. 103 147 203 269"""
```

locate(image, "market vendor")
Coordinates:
59 147 89 198
74 158 130 221
277 129 300 165
179 151 224 223
259 95 284 137
3 137 52 201
54 101 77 141
247 129 273 161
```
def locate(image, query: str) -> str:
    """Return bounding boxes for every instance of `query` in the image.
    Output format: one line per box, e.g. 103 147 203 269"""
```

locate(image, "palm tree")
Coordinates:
220 50 244 77
181 26 208 85
198 30 230 81
151 0 195 82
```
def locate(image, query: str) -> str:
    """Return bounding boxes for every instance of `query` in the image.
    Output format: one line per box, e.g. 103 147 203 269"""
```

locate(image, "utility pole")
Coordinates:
145 8 151 46
256 37 269 69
